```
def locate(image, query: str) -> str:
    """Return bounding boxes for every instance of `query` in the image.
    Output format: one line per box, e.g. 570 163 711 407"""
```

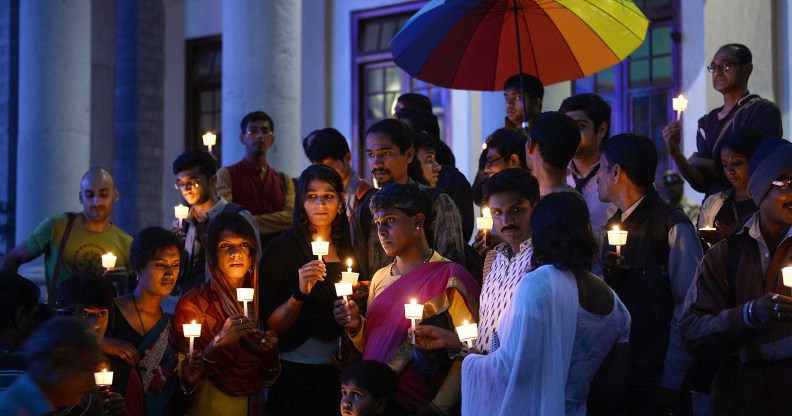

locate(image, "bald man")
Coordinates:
1 168 133 299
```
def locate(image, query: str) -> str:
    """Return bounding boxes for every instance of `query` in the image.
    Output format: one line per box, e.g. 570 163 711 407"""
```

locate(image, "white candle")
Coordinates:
202 131 217 153
101 252 117 270
183 320 202 357
334 282 354 301
404 299 424 344
236 288 254 318
94 368 114 386
174 204 189 228
607 226 628 263
783 267 792 289
476 207 493 231
699 226 717 231
341 258 359 284
455 320 478 348
311 237 330 262
672 94 688 121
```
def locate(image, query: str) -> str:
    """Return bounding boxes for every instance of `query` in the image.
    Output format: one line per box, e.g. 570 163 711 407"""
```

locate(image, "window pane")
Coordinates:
575 74 595 93
385 66 401 92
596 67 615 92
200 113 213 133
196 52 213 77
652 26 671 56
386 92 400 116
212 50 222 74
629 59 650 88
368 68 383 92
214 89 222 110
200 91 212 111
631 40 649 59
652 56 672 84
361 21 380 53
631 94 649 136
368 94 384 120
380 20 398 50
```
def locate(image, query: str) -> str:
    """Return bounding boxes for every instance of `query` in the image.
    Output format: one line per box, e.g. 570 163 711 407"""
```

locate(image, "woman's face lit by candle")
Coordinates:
303 179 340 229
216 230 253 281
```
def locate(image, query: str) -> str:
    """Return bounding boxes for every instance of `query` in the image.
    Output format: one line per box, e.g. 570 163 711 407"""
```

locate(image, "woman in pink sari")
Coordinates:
334 183 480 415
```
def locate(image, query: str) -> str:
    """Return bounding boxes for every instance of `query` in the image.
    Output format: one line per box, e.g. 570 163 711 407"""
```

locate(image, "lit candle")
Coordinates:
311 237 330 262
477 207 494 248
174 204 189 228
672 94 688 121
94 367 114 386
183 320 202 357
699 226 717 231
783 267 792 293
236 288 254 318
341 258 359 284
606 225 628 263
455 320 478 348
202 131 217 153
404 299 424 344
334 282 354 302
101 252 117 270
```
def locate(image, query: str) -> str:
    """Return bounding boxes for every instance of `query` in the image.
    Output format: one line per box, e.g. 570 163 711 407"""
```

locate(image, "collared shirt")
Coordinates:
568 161 616 275
743 213 792 275
476 239 533 352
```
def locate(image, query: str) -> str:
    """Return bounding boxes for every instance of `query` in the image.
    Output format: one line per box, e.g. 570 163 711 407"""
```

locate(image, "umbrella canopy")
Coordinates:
391 0 650 90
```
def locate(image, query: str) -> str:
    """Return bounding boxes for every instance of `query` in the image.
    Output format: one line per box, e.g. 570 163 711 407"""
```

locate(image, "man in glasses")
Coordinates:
662 43 782 197
172 150 259 297
1 168 132 300
216 111 295 248
681 138 792 414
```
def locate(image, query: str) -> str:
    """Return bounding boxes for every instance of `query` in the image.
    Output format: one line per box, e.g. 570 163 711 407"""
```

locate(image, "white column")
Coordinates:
17 0 92 241
222 0 302 178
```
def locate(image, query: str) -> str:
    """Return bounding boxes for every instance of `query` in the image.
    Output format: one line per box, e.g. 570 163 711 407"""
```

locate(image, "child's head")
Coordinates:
340 360 397 416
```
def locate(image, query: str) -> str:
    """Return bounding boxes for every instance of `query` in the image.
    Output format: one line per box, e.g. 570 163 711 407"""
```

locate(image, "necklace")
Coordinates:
390 249 434 276
132 295 147 335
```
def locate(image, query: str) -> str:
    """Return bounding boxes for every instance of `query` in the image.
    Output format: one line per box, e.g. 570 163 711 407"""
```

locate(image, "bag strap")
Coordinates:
711 96 762 157
48 213 77 302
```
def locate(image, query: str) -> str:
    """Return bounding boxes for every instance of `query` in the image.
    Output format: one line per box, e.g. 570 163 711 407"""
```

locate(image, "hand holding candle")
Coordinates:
783 267 792 294
94 367 114 386
673 94 688 121
341 258 359 284
607 225 628 264
477 207 494 248
174 204 189 228
236 288 254 318
101 252 117 270
202 131 217 153
311 237 329 262
404 299 424 344
334 282 354 302
455 320 478 348
183 320 202 358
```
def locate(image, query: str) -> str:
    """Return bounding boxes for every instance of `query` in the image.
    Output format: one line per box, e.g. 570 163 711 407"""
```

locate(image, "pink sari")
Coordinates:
364 261 480 411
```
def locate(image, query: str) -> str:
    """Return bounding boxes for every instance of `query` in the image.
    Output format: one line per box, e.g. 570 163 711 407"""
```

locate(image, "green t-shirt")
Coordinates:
23 214 133 288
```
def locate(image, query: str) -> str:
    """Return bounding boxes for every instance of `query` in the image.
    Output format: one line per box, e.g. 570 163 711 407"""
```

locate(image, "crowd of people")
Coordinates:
0 43 791 416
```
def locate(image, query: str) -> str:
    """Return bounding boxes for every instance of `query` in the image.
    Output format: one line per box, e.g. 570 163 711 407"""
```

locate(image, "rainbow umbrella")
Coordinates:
392 0 649 123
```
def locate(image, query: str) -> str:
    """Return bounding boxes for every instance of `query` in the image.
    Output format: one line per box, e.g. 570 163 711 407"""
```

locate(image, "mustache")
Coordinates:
500 225 519 233
372 168 391 176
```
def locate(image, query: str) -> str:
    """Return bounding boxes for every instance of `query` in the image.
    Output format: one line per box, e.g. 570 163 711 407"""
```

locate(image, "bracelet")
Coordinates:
292 288 311 302
213 333 223 345
743 301 756 329
179 365 200 395
202 354 217 364
748 300 763 327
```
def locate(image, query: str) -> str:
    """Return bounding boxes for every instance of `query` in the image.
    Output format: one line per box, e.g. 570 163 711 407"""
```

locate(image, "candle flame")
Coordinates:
317 237 322 242
191 319 196 325
463 320 468 325
106 252 113 256
677 94 684 100
613 225 620 231
482 207 491 218
410 299 417 304
102 368 107 373
347 258 352 268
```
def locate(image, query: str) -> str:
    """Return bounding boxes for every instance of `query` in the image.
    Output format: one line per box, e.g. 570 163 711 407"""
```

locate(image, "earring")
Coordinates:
415 225 420 230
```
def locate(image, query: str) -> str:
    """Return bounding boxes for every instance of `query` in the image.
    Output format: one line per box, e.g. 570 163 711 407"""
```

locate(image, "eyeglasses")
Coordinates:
246 127 273 137
706 62 742 73
771 179 792 190
485 156 504 168
174 179 200 191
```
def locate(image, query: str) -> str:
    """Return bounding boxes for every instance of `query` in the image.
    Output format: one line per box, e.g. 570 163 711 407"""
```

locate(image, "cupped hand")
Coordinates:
333 298 361 332
298 260 326 296
412 325 462 351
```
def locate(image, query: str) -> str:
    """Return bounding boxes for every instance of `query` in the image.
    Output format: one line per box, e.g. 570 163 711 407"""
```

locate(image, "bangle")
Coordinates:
202 354 217 364
292 288 310 302
213 333 223 345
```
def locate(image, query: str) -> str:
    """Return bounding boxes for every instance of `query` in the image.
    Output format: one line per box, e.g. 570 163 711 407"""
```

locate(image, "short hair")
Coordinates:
599 133 657 189
340 360 398 399
483 168 540 206
558 93 612 139
413 131 437 152
530 192 597 272
130 227 185 273
240 111 274 133
397 93 432 112
503 73 544 100
206 213 259 282
20 316 99 365
366 118 414 154
719 127 764 160
302 128 351 163
395 106 440 141
485 128 528 168
529 111 581 169
57 271 115 310
0 272 40 330
172 149 218 177
369 183 434 233
294 164 348 246
717 43 752 64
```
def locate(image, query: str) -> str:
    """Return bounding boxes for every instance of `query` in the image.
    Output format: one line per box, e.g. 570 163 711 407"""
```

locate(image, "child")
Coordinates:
340 361 397 416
